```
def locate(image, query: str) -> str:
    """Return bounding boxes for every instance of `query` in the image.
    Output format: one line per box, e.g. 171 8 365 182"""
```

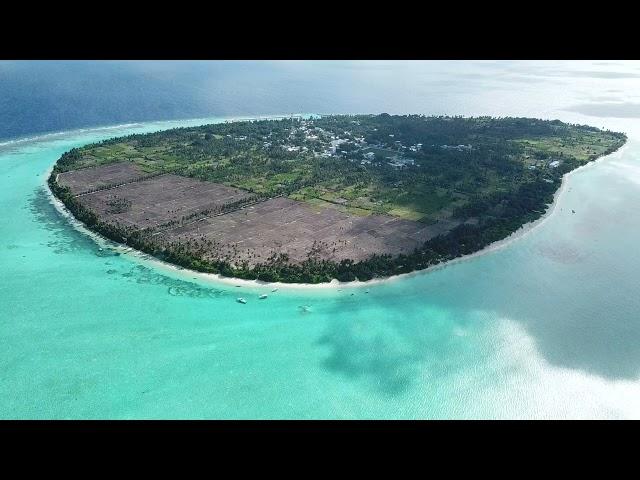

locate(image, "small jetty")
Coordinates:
236 297 247 304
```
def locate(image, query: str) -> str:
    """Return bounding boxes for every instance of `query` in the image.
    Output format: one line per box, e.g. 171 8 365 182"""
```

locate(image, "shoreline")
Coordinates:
44 120 629 291
0 113 319 149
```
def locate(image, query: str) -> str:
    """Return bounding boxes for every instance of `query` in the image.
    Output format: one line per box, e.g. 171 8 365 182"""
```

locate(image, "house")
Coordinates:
549 160 560 168
441 144 472 151
388 161 406 169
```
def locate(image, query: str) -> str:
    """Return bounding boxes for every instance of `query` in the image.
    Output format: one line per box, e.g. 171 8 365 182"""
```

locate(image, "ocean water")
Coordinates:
2 61 640 418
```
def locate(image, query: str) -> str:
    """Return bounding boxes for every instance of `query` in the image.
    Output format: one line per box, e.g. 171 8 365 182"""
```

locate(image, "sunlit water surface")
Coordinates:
2 61 640 418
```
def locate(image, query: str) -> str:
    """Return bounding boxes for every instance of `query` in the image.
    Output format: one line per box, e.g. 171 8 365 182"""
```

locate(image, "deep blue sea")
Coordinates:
2 61 640 418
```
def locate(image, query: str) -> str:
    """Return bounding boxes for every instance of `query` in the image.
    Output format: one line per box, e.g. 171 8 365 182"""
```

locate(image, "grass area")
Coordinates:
387 206 425 221
514 131 615 163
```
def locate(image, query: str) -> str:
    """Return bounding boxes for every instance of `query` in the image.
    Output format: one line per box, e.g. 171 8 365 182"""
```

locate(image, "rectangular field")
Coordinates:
57 162 145 195
157 197 454 266
70 172 253 229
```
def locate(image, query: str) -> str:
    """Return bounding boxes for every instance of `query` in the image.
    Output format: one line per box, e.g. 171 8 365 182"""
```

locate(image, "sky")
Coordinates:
2 60 640 141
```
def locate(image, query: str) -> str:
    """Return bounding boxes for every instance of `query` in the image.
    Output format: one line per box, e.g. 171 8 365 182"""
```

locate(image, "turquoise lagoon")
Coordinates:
2 111 640 419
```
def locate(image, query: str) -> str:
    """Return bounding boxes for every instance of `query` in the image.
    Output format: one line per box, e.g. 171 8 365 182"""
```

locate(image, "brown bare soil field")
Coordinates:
73 173 253 229
57 162 145 195
60 163 457 266
157 197 454 266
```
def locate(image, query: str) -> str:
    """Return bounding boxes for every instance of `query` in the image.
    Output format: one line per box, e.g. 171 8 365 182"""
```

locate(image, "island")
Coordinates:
48 114 626 283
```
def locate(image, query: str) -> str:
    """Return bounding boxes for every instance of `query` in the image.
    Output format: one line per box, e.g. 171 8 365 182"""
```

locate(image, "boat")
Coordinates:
236 297 247 304
259 294 268 299
271 288 278 292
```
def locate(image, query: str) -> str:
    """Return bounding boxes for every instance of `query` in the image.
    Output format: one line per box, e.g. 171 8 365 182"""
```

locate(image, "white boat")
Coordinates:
271 288 278 292
259 294 268 299
236 297 247 304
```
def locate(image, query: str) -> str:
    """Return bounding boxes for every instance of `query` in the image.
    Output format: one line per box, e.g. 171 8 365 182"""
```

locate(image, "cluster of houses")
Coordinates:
528 159 562 170
386 156 416 169
255 119 428 170
322 135 426 169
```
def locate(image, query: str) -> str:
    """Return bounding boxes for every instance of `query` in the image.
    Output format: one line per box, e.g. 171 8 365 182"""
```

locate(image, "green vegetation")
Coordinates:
50 114 626 283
